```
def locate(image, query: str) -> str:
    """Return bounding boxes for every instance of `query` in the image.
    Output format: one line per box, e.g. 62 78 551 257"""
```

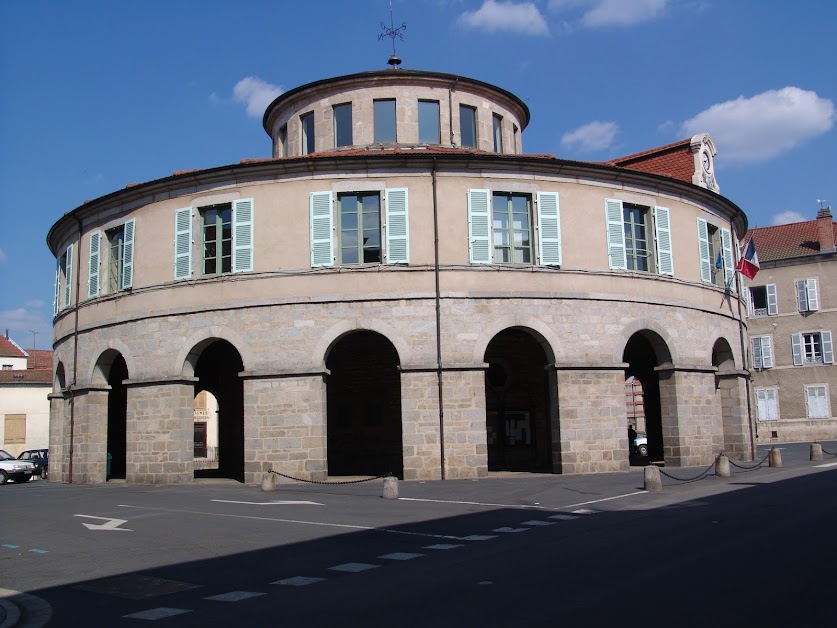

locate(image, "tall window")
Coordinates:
792 331 834 365
338 192 381 264
756 388 779 421
796 278 819 312
460 105 476 148
624 204 650 272
374 99 396 143
751 336 774 369
806 385 830 418
301 112 315 155
278 124 287 157
493 114 503 152
107 226 126 292
418 100 440 144
750 284 778 316
492 193 531 263
334 103 352 148
201 204 232 275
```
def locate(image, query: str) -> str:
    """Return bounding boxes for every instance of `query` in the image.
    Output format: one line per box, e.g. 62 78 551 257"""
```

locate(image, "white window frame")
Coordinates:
792 331 834 365
751 335 774 369
805 384 830 419
755 387 779 421
748 284 778 317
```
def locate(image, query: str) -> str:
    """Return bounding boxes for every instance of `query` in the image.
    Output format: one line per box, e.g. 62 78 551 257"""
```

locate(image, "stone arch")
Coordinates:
472 316 558 366
177 325 253 377
316 319 409 370
711 336 737 372
618 321 675 366
54 361 66 393
89 342 134 387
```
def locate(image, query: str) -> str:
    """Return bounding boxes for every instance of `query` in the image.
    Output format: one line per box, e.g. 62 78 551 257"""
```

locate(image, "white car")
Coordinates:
0 450 36 484
633 435 648 457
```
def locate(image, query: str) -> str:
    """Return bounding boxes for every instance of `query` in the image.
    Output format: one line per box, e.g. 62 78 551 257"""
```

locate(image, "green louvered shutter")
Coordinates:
791 333 803 366
653 206 673 275
310 191 334 267
385 188 409 264
88 231 101 298
63 243 73 307
122 219 135 289
53 259 60 315
536 192 561 266
721 228 734 288
174 208 192 280
766 284 778 315
468 189 491 264
823 331 834 364
233 198 254 273
605 199 626 269
696 218 712 283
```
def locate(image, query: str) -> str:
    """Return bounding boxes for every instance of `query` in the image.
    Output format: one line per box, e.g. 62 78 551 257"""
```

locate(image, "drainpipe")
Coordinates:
68 217 83 483
432 157 445 479
447 80 459 147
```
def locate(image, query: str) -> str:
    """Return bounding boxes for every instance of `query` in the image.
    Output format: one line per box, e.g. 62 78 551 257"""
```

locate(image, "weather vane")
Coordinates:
379 2 406 68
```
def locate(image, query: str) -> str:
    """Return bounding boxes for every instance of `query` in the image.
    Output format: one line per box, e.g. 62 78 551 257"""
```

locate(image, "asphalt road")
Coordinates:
2 442 836 627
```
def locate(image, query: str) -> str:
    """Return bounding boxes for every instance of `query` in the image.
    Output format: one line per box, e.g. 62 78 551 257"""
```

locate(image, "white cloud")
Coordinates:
680 87 835 164
549 0 667 28
232 77 284 118
459 0 549 35
772 211 806 226
561 121 619 152
0 248 6 264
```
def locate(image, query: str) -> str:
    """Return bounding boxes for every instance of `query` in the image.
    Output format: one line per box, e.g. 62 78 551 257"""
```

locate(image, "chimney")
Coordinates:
817 206 835 252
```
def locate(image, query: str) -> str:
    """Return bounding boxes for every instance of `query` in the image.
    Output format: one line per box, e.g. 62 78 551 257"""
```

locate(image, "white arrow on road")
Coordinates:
211 499 324 506
74 514 133 531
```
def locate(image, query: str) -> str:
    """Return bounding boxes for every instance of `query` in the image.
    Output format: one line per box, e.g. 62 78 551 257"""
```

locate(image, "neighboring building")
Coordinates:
46 66 753 485
0 332 52 456
745 207 837 443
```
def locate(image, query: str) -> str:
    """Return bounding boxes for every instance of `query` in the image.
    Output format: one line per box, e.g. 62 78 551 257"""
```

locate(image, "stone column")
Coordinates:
399 367 442 481
440 366 488 480
718 370 752 460
241 370 327 484
48 392 67 482
657 365 720 467
554 365 629 474
58 387 110 484
125 377 196 484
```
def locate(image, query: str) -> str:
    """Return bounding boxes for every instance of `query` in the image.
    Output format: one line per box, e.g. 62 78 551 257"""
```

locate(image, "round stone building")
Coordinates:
47 67 752 484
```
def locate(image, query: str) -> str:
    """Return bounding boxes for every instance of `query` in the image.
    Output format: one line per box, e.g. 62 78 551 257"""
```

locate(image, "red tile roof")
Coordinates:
0 369 52 384
745 219 837 262
0 335 27 359
602 138 696 183
27 350 53 371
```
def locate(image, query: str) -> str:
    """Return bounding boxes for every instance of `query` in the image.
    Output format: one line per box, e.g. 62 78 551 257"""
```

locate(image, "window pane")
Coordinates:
302 113 315 154
374 100 396 143
493 114 503 152
418 100 440 144
334 103 352 147
341 212 358 230
460 105 476 148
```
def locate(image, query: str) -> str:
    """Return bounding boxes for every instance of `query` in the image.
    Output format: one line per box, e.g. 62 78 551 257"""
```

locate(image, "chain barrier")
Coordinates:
820 445 837 457
657 461 716 484
728 451 771 472
268 469 392 485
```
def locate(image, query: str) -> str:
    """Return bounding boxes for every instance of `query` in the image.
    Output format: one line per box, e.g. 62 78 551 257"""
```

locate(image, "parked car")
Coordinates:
634 435 648 457
18 449 49 479
0 450 36 484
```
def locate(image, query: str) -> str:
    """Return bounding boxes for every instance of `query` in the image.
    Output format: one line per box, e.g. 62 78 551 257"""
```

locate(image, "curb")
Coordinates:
0 589 51 628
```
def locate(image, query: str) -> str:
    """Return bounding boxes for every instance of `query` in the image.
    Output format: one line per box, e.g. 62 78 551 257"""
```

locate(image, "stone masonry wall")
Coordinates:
400 370 442 481
440 369 488 480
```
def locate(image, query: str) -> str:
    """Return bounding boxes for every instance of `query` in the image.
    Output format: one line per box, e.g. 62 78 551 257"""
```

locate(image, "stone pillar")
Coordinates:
718 370 752 460
125 378 196 484
440 366 488 480
241 370 327 484
64 387 110 484
48 392 68 483
399 368 442 481
554 365 629 474
657 365 720 468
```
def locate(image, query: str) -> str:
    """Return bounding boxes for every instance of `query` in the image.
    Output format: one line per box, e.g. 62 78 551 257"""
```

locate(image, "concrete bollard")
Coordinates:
810 443 823 462
769 447 782 468
715 453 730 478
261 472 278 492
643 465 662 492
382 476 399 499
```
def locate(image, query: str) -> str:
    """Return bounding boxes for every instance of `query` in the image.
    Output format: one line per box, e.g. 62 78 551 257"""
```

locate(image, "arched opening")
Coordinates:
55 362 66 392
623 331 671 464
104 353 128 480
484 328 553 472
712 337 748 457
193 340 244 482
193 390 219 471
326 331 403 478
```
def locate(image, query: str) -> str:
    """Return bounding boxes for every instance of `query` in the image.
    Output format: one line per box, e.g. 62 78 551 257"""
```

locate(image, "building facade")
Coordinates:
1 333 52 456
745 207 837 443
47 69 753 485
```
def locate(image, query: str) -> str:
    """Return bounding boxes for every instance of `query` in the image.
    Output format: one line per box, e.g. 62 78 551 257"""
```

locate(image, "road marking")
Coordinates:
28 549 49 554
1 544 20 549
329 562 380 573
571 508 600 515
423 544 462 550
816 462 837 468
548 514 578 520
211 499 324 506
399 490 646 511
122 607 191 620
273 576 326 586
493 527 529 533
204 591 265 602
379 552 424 560
74 515 133 531
521 520 555 527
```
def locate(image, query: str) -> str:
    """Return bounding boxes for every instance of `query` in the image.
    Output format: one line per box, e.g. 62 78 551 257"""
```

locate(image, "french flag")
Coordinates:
737 237 759 280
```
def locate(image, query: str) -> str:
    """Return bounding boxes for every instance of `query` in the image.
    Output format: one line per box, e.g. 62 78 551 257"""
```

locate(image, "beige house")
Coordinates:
745 207 837 442
47 68 753 485
1 333 52 456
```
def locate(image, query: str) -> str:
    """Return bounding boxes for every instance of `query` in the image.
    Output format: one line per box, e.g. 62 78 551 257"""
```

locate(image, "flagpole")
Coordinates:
734 237 756 460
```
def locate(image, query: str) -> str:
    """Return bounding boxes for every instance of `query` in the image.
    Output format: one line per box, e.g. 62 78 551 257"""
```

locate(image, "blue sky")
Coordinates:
1 0 835 350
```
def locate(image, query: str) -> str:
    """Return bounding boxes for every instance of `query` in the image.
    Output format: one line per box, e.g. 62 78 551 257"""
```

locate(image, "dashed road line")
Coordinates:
399 490 645 511
521 520 555 527
123 607 191 621
329 562 380 573
204 591 265 602
272 576 325 586
493 527 529 533
379 552 424 560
